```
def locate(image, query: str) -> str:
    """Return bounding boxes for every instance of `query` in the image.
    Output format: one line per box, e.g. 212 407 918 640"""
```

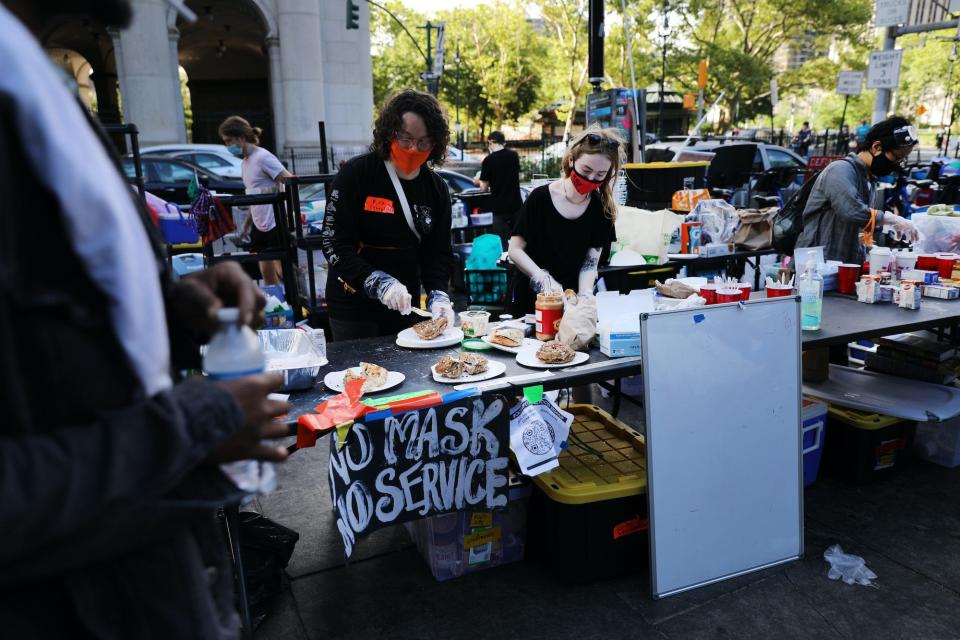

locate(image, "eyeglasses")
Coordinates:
581 133 620 150
396 132 434 151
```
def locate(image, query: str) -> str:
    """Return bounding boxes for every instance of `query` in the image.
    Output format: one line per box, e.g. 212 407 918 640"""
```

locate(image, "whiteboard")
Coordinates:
641 298 803 598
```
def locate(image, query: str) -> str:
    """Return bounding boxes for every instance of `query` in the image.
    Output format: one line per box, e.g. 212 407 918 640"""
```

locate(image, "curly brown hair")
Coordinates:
370 89 450 166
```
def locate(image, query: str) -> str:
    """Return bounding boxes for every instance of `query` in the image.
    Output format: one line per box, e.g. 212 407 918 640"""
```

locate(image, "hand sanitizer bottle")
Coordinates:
799 253 824 331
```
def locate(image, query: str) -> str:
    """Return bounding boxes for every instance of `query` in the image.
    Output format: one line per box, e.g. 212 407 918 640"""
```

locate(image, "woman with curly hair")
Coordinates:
508 126 624 315
320 89 454 339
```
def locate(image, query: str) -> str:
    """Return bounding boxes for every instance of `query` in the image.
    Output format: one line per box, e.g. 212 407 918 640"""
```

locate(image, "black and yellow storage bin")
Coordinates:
623 161 709 210
823 406 916 485
528 404 648 584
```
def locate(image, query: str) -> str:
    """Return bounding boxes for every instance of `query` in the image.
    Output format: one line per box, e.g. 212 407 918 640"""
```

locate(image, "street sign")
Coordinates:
837 70 864 95
432 22 445 76
867 49 903 89
419 72 439 81
698 60 708 90
770 78 778 108
875 0 910 28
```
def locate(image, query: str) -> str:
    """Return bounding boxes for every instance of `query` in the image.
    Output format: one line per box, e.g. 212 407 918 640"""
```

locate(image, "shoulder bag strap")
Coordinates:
384 160 421 242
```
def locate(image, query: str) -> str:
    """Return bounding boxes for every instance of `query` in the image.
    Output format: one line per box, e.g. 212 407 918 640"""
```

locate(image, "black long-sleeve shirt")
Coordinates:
321 152 452 326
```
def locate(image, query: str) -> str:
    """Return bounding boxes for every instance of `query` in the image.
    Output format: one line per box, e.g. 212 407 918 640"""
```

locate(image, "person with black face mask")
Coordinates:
795 116 919 264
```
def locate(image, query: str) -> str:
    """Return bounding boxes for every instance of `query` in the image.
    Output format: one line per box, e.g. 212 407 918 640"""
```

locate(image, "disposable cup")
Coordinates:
715 288 742 304
937 254 957 279
766 284 794 298
837 263 861 295
736 283 752 301
699 284 718 305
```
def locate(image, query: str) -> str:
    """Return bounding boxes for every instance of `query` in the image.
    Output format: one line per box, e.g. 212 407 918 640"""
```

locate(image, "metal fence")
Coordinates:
280 145 368 174
460 136 566 181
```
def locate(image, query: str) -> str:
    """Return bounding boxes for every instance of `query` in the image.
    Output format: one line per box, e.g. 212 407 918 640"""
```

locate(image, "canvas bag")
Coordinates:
734 207 778 250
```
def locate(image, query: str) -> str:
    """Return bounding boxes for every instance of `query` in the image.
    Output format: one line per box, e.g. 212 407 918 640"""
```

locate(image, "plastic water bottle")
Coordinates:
203 308 265 379
203 308 276 495
799 256 823 331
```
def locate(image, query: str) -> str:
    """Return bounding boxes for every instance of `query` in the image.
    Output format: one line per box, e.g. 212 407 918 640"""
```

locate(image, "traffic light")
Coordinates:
346 0 359 30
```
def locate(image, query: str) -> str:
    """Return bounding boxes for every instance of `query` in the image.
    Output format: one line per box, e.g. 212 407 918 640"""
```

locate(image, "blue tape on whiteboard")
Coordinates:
693 314 705 324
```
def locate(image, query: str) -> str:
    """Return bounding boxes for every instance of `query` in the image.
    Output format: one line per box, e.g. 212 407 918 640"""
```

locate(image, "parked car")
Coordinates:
644 139 808 174
436 168 530 202
139 144 243 179
123 155 245 204
446 147 484 163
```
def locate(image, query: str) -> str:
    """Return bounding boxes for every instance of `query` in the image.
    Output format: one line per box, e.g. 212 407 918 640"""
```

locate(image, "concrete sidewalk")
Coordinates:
253 394 960 640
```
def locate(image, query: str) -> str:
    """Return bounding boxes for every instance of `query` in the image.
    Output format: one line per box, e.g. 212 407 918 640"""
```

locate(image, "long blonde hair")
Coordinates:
561 126 625 222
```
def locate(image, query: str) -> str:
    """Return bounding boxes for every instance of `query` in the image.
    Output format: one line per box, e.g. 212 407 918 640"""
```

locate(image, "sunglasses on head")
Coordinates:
581 133 620 150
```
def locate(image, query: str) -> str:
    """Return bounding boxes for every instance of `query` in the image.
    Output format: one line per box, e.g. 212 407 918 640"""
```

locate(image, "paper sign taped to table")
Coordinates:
509 396 574 476
328 395 510 558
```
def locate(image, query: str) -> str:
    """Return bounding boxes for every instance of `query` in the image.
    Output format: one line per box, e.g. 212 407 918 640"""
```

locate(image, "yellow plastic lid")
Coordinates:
623 161 710 169
532 404 647 505
827 405 903 431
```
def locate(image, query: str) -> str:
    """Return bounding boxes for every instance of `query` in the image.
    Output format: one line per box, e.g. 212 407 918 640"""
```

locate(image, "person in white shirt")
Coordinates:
219 115 292 285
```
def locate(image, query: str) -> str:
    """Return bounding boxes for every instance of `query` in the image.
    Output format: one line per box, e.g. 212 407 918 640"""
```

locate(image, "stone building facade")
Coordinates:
42 0 373 161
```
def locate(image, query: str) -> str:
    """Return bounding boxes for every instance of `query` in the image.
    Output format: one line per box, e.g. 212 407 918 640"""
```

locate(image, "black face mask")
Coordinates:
870 151 900 177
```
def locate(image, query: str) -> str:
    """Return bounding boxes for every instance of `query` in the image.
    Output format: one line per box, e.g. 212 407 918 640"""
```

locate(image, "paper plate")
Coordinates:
431 360 506 384
396 326 464 349
515 347 589 369
323 368 405 393
481 336 542 354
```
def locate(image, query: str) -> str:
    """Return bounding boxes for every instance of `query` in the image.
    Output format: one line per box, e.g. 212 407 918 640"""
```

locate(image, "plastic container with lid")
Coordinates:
535 292 564 341
528 404 648 583
823 405 915 484
868 246 893 275
914 416 960 468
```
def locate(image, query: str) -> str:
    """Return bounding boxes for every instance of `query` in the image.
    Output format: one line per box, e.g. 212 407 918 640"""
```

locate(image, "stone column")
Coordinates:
168 25 187 143
266 36 286 154
319 0 373 156
276 0 326 153
90 70 122 124
111 0 183 145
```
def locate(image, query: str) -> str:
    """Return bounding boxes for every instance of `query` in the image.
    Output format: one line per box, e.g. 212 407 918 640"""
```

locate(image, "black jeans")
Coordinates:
329 314 415 341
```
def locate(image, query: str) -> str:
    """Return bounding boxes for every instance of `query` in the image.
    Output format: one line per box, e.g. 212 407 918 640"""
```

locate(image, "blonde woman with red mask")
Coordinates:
508 127 624 315
320 89 454 340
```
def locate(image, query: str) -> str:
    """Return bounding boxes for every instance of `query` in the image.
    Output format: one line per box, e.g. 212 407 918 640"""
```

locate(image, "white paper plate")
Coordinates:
515 347 589 369
431 360 506 384
396 326 464 349
323 368 405 393
480 336 541 354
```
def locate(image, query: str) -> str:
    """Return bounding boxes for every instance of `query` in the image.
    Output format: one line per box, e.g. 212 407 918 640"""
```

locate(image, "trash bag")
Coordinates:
823 544 877 587
465 233 504 270
238 512 300 627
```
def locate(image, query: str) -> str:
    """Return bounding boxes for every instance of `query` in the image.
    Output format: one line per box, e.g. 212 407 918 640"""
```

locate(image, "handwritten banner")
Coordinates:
328 395 510 557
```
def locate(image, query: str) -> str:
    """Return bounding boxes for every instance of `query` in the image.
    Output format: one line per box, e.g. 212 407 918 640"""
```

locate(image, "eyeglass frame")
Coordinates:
395 131 434 151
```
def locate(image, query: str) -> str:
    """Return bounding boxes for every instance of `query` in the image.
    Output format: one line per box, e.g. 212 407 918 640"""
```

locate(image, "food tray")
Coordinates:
258 329 327 391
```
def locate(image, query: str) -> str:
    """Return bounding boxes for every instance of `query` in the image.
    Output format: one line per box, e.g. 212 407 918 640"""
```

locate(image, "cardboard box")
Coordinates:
922 284 960 299
901 269 939 284
600 329 642 358
697 242 735 257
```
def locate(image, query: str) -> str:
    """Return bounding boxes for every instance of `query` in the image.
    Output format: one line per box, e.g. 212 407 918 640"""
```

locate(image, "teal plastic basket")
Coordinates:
465 269 507 307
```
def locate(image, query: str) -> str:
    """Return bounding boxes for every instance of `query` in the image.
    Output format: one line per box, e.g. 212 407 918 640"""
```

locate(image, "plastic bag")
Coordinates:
912 213 960 254
823 544 878 587
557 292 597 351
465 233 504 270
238 511 300 628
689 199 739 244
671 188 711 212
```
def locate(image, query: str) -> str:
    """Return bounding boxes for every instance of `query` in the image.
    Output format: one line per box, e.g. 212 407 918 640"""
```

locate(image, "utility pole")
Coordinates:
588 0 605 93
454 43 462 150
657 0 668 139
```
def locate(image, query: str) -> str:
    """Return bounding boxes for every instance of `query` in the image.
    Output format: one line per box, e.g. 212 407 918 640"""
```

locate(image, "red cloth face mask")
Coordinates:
569 164 604 195
390 139 431 173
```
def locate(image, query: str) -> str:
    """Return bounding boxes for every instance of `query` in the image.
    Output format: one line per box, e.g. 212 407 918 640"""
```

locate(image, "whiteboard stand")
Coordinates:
640 298 803 599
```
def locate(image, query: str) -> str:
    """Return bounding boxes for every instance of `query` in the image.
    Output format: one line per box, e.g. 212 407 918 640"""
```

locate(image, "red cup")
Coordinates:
715 288 742 304
736 283 752 301
917 254 938 271
837 263 861 295
766 284 793 298
699 284 718 304
937 254 956 279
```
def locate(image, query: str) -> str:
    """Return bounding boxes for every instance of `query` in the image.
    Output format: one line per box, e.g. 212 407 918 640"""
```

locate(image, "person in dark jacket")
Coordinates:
0 1 290 637
321 89 454 340
796 116 919 264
